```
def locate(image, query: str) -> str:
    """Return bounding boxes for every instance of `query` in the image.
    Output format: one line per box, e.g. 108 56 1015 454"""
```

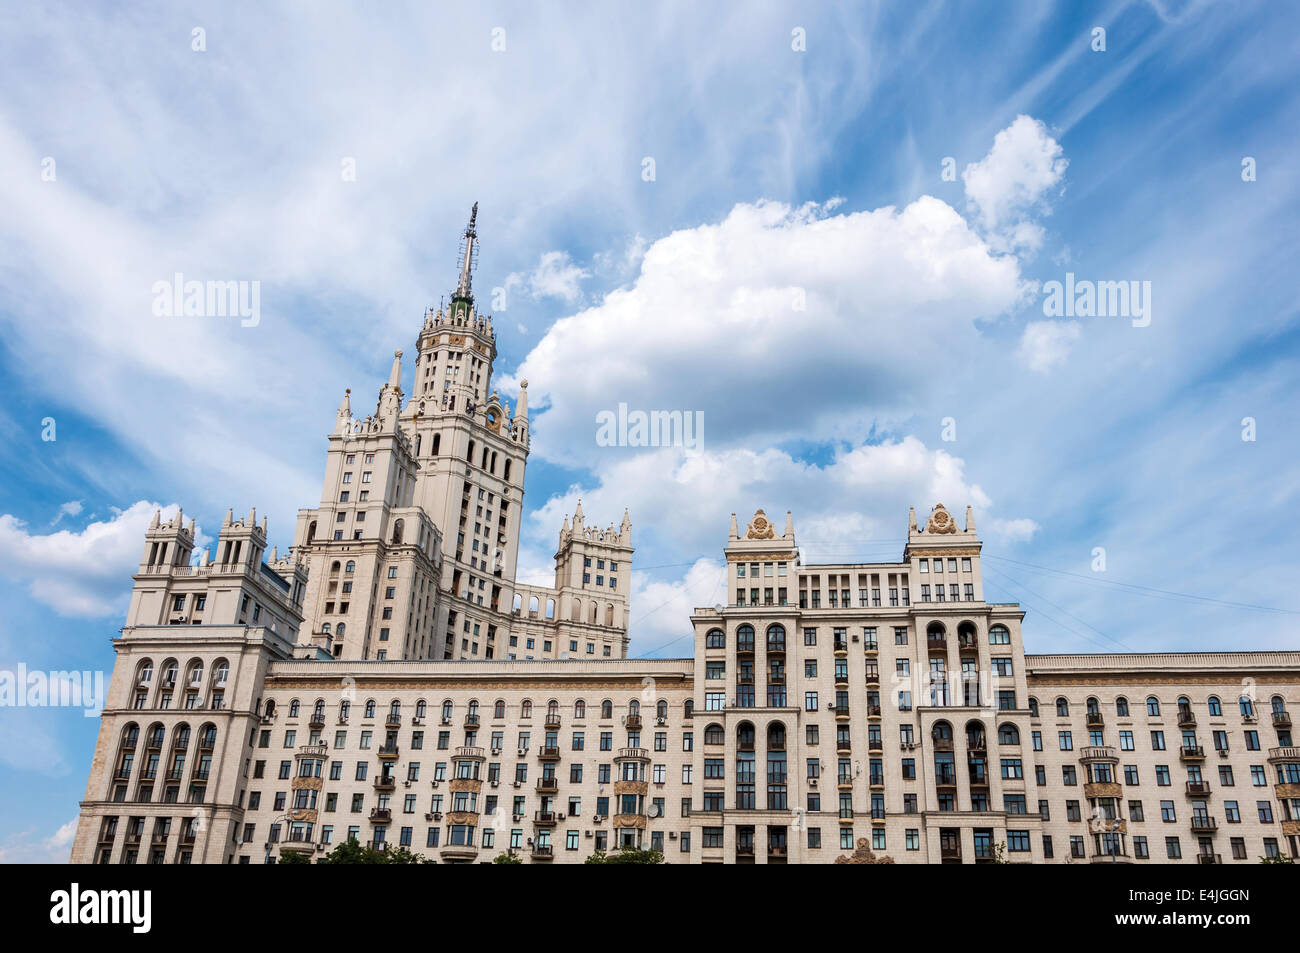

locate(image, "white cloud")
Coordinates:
508 194 1029 469
1017 320 1082 372
506 250 591 304
0 501 184 617
49 500 83 526
0 818 78 864
962 114 1068 253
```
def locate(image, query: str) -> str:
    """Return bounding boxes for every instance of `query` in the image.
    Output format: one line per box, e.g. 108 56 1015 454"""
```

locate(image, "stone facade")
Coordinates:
71 500 1300 864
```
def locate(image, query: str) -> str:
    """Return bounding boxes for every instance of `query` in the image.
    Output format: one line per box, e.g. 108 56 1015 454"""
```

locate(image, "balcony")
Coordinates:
454 746 485 761
385 713 402 729
969 773 989 789
624 714 643 730
377 745 399 760
373 775 396 791
833 641 848 657
616 747 650 762
834 673 849 689
837 775 854 790
940 845 961 862
463 714 480 729
1185 781 1212 797
544 715 561 730
308 714 326 729
1177 708 1196 728
766 641 786 656
530 845 554 861
536 776 559 794
927 635 946 654
369 808 392 823
1190 814 1218 833
1085 711 1105 729
1273 711 1292 729
1196 853 1223 865
935 773 958 790
538 746 561 762
834 707 850 723
1079 746 1118 762
932 736 954 752
864 669 880 686
836 740 852 755
534 811 558 826
1179 745 1205 761
737 641 755 656
967 735 987 752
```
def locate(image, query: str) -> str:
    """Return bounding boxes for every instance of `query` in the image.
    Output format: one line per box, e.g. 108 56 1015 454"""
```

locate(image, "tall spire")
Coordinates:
454 202 478 300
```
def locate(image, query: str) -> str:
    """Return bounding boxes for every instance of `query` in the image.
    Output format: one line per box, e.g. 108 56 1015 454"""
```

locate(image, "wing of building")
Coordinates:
68 214 1300 865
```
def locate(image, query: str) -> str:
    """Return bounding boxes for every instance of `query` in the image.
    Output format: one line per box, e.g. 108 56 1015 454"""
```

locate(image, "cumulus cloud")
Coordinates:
49 500 84 526
962 114 1068 253
506 250 591 304
0 501 185 617
0 818 78 863
507 194 1028 469
1017 319 1082 372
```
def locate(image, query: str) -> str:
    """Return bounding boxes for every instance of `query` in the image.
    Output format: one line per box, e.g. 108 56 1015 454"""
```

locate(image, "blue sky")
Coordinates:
1 0 1297 860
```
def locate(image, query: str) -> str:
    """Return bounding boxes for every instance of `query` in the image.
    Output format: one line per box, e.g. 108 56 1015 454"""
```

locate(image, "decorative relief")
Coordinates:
745 509 775 539
613 780 648 797
290 776 323 791
1083 781 1122 799
449 778 482 794
446 810 478 826
611 814 647 829
925 504 958 534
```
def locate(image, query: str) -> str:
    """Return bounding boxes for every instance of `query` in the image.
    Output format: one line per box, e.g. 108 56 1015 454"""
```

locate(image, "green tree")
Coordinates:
584 847 665 864
277 848 312 865
492 852 523 864
1260 854 1295 864
316 838 435 864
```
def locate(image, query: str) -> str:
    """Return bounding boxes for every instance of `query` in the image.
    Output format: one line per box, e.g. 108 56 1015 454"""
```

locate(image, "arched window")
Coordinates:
364 699 376 719
705 628 725 649
574 699 586 719
704 723 724 745
136 660 154 685
988 624 1010 645
306 520 317 544
442 700 454 721
656 699 668 722
321 623 331 635
339 700 350 721
431 433 440 455
1239 696 1255 718
628 699 640 716
503 460 512 482
521 699 533 718
288 698 300 718
1086 697 1100 716
932 720 953 743
264 699 276 718
684 699 694 719
330 560 341 575
392 519 404 545
1116 696 1129 717
1056 697 1069 717
467 439 475 463
601 699 613 720
415 700 427 719
1271 695 1287 715
313 699 325 720
1028 697 1039 718
1208 695 1222 716
998 723 1020 745
493 699 506 719
336 623 345 638
1146 696 1160 717
766 624 786 652
736 624 755 653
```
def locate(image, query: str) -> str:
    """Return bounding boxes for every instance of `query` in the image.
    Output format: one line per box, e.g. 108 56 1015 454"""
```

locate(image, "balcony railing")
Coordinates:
536 777 559 793
538 746 561 761
1190 814 1218 833
624 714 642 730
369 808 391 823
1086 711 1105 729
1180 745 1205 760
932 736 954 751
1177 708 1196 728
1273 711 1292 729
1196 853 1222 865
378 745 399 759
1185 781 1211 796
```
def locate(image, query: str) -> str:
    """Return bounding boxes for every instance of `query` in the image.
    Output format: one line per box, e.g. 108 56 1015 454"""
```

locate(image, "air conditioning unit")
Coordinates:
852 633 860 642
403 780 412 787
430 780 440 788
491 780 499 788
441 717 452 726
517 747 528 755
593 815 605 823
490 747 502 756
316 843 327 851
1218 748 1230 757
557 813 566 821
424 813 435 821
176 615 187 623
432 812 443 820
902 742 916 751
809 778 818 787
412 717 423 726
826 704 836 711
513 814 523 822
585 831 594 838
512 781 521 789
669 831 678 840
656 717 667 726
